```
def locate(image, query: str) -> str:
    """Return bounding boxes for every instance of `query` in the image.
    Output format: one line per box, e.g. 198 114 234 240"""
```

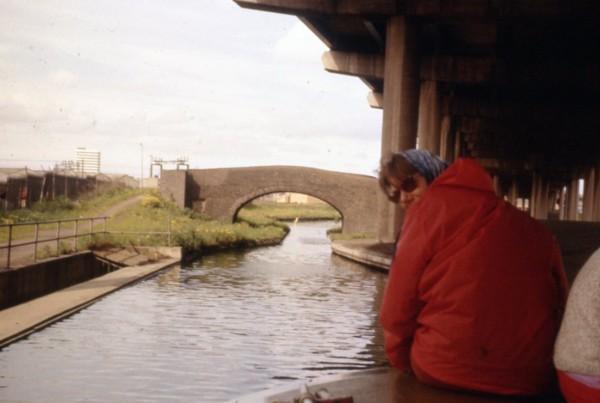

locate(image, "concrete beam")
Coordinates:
363 20 385 51
234 0 396 15
420 55 496 84
322 51 384 80
367 91 383 109
234 0 334 15
299 17 333 48
323 52 600 89
405 0 598 18
236 0 597 17
324 53 497 84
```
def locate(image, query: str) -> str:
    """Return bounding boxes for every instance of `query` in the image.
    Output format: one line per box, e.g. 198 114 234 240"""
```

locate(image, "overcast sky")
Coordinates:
0 0 383 177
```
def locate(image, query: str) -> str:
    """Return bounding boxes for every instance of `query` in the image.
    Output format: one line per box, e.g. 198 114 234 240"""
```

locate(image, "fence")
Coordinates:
0 216 173 269
0 217 109 269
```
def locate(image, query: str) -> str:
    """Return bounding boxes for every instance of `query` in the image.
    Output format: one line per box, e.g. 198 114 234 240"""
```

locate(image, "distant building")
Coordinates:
75 148 101 175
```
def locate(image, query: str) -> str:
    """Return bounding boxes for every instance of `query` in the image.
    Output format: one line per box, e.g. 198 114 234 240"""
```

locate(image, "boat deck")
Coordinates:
230 368 565 403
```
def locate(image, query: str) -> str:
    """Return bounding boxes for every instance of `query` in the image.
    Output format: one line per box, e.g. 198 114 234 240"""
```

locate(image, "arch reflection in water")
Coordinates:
0 221 387 403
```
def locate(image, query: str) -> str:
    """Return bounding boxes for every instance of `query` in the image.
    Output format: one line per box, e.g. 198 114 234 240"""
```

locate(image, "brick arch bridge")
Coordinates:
159 166 378 234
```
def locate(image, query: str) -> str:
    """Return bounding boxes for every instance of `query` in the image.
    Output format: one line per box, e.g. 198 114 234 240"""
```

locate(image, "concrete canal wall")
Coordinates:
0 251 118 310
0 248 181 348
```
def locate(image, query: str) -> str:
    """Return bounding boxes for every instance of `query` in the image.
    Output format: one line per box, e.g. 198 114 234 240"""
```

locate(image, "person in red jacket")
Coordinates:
378 149 568 396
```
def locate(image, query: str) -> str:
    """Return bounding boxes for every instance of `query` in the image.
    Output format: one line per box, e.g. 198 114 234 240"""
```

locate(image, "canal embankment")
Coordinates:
0 192 343 349
330 239 392 271
0 251 119 310
0 247 181 349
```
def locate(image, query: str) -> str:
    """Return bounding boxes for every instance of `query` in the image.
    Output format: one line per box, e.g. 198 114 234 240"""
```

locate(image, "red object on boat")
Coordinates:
315 398 353 403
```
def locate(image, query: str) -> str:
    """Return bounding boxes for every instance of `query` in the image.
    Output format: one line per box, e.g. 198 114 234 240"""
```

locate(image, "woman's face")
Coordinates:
387 173 429 210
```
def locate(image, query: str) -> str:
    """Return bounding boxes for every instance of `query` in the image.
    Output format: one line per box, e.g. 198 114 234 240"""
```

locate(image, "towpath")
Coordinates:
0 194 144 268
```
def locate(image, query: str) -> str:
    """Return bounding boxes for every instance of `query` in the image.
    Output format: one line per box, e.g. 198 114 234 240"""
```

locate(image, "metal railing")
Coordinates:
0 217 109 269
0 216 173 269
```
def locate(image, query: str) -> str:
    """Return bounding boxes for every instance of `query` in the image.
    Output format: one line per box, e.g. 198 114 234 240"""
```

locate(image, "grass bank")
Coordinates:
2 191 349 259
1 188 141 224
0 189 142 243
102 194 289 253
237 201 341 223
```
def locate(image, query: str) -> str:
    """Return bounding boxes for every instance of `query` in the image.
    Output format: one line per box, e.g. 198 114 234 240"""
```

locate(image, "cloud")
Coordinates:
49 69 78 86
0 1 382 177
273 21 328 62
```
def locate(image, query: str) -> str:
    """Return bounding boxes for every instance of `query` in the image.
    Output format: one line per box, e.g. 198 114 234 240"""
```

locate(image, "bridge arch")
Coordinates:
160 166 378 234
230 187 343 224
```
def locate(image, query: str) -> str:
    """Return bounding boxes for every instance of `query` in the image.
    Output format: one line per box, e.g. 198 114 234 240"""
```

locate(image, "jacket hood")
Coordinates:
430 158 495 193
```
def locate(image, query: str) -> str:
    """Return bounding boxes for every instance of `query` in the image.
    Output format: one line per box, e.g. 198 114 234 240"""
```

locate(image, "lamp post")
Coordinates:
140 142 144 189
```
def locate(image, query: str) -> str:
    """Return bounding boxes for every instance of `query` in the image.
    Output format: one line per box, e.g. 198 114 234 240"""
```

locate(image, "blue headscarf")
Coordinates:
399 149 449 184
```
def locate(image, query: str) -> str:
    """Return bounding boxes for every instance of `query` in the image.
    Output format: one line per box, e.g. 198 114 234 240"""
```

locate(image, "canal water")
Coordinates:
0 221 387 402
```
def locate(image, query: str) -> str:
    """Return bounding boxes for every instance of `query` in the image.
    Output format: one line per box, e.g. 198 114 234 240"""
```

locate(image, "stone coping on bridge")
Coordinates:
0 249 181 349
331 239 394 271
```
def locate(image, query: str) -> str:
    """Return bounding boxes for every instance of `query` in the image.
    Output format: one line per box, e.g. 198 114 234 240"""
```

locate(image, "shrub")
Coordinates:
32 197 78 213
141 195 162 208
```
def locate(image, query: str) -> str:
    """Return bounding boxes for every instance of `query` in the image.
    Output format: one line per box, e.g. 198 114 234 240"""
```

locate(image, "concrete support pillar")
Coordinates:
508 179 519 206
594 164 600 221
531 174 549 220
453 130 462 160
548 189 558 219
582 167 595 221
567 177 580 221
439 115 453 162
559 186 568 220
492 175 500 197
377 16 420 243
530 175 539 218
417 80 441 155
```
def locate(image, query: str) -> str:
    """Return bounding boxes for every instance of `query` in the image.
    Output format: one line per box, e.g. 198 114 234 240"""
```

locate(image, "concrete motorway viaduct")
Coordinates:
159 166 378 234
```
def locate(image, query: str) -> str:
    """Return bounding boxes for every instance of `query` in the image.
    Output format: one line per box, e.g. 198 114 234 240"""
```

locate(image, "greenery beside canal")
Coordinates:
0 188 141 225
326 227 375 241
237 201 341 223
102 194 289 252
0 188 142 243
1 190 344 254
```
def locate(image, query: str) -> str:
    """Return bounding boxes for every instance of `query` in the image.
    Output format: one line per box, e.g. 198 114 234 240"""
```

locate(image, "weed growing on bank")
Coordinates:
102 194 289 251
0 188 143 243
1 189 345 255
0 188 141 224
238 201 341 222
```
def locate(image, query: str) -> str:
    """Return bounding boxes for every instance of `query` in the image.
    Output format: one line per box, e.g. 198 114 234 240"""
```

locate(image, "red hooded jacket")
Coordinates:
380 159 568 395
